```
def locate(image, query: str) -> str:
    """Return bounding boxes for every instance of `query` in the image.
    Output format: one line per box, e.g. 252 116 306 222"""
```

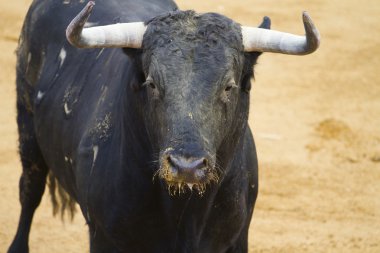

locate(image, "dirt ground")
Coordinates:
1 0 379 252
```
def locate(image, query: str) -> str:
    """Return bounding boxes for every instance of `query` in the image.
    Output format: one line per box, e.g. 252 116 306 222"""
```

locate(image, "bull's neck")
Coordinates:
158 187 219 252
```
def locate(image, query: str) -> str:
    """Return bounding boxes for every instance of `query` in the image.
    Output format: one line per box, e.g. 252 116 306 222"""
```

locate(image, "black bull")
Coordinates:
8 0 318 252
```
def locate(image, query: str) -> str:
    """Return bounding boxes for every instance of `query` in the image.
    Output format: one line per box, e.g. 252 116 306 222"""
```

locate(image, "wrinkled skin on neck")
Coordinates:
139 11 261 195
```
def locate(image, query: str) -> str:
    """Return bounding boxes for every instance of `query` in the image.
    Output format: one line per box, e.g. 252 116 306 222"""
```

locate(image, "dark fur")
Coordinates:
9 0 269 252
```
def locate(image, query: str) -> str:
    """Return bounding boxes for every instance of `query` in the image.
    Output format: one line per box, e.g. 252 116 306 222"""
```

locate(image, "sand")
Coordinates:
1 0 379 252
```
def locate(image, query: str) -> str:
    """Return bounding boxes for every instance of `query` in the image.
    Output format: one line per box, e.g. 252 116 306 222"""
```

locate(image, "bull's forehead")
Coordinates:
143 10 243 47
150 48 234 92
142 10 244 87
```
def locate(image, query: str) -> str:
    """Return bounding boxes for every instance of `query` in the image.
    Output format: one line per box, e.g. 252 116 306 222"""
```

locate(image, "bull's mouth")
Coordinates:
154 152 219 196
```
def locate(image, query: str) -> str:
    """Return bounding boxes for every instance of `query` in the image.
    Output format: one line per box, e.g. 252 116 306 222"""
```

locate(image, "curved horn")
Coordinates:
66 1 146 48
242 12 320 55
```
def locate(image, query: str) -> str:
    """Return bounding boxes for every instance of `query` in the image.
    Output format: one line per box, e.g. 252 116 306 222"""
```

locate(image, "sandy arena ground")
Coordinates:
1 0 379 252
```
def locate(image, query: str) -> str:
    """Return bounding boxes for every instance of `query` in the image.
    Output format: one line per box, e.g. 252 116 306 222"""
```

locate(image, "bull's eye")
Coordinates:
143 76 160 99
149 82 156 89
221 81 237 103
225 84 233 92
225 82 237 92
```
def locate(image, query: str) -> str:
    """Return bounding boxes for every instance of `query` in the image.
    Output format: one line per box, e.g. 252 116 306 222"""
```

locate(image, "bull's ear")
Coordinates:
258 16 271 30
123 48 142 59
122 48 145 91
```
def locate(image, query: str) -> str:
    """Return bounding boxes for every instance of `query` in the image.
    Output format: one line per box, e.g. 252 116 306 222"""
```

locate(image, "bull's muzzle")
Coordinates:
167 155 208 183
156 151 218 196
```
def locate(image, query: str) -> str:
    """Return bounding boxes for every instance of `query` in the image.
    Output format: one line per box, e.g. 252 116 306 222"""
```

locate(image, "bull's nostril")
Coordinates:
167 155 173 165
202 158 208 167
167 156 177 172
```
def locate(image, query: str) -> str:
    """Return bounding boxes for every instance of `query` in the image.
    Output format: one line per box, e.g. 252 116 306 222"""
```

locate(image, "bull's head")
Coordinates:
67 2 320 195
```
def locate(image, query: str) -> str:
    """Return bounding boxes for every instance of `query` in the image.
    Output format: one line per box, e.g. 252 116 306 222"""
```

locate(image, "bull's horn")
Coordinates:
242 12 320 55
66 1 146 48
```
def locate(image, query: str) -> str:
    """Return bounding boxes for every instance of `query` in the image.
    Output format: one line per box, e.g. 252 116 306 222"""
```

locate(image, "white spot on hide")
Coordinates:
99 85 108 103
86 209 91 222
25 52 32 73
96 48 104 59
92 145 99 168
64 102 72 115
188 112 193 120
37 91 45 100
89 145 99 176
59 48 66 68
64 156 69 162
27 52 32 65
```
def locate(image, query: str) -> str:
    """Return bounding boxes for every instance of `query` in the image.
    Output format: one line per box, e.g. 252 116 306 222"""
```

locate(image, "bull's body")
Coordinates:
10 0 258 252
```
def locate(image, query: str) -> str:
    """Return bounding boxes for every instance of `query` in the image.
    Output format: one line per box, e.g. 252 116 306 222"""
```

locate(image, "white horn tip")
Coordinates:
302 11 321 54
